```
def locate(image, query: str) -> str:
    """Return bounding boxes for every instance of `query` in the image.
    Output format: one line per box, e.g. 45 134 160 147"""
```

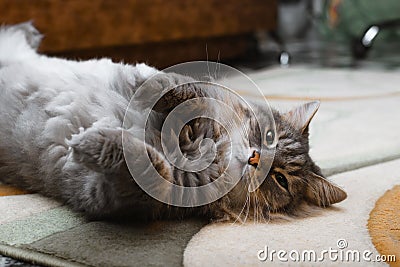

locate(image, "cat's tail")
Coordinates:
0 21 42 67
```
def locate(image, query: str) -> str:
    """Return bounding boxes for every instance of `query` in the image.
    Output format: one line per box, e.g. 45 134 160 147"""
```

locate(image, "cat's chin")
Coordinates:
226 159 249 182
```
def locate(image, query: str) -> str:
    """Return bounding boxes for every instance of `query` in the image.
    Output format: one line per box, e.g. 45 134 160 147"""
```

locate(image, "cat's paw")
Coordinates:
134 73 197 113
68 128 174 183
153 73 200 113
68 128 124 172
8 21 43 50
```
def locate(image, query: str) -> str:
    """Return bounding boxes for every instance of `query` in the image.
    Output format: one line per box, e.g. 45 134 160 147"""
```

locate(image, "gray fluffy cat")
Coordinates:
0 22 346 222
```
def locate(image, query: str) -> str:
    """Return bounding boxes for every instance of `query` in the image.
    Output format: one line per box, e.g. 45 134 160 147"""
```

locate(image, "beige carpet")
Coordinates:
184 159 400 266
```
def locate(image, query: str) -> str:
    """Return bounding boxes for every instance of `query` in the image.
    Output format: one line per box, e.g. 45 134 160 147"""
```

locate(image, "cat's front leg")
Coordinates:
66 127 174 218
134 73 202 113
68 128 125 172
68 127 174 184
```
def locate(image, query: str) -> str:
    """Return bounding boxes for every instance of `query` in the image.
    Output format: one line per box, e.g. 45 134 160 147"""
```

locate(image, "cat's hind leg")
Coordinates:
8 21 43 50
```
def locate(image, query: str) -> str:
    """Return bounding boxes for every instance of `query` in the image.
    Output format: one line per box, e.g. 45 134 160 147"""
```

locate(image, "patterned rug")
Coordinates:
184 159 400 266
1 66 399 266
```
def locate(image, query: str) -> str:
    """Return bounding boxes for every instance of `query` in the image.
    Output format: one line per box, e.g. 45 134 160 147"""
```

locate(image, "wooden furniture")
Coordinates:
1 0 277 67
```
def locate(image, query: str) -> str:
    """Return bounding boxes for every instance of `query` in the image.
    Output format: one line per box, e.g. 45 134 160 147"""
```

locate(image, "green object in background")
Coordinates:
319 0 400 42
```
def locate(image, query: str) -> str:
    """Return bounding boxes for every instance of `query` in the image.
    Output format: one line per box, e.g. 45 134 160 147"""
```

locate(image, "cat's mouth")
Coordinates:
248 149 260 168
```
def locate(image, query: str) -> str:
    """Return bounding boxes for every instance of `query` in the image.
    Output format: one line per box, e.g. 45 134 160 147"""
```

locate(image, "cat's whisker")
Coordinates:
256 193 266 224
205 44 212 81
214 50 220 80
252 193 258 224
242 192 251 224
259 192 272 224
244 192 251 224
254 193 259 223
232 191 249 225
255 191 266 223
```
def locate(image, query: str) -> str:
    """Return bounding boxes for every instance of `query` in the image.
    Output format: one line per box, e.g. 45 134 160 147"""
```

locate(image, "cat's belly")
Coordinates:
0 62 128 184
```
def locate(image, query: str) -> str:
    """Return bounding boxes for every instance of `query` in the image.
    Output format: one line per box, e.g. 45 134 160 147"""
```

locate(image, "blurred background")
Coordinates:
1 0 399 70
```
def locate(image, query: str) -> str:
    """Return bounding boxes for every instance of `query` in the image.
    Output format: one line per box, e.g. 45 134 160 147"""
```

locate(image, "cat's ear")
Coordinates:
285 101 320 134
305 173 347 207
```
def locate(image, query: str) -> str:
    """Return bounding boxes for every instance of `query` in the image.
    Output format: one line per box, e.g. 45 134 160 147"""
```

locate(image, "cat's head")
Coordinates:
220 101 347 222
136 73 346 221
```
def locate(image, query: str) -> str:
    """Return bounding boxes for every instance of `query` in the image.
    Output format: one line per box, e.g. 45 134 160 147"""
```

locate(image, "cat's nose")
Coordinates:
248 150 260 168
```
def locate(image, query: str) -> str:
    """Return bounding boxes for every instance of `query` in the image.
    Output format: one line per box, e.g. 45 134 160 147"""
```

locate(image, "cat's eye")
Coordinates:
274 173 288 190
265 130 274 145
